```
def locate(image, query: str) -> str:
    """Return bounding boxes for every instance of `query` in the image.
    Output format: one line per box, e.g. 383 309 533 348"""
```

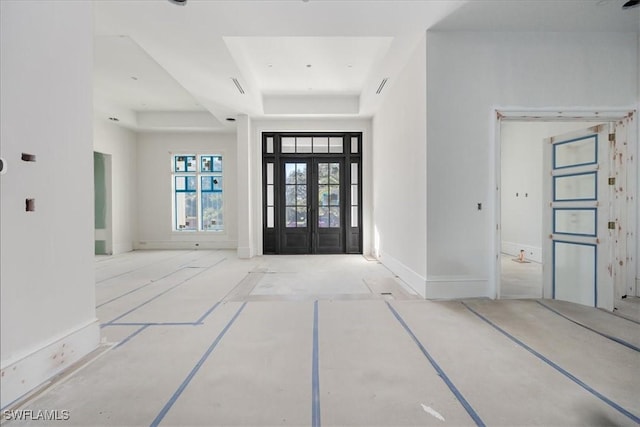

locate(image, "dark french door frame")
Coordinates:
262 132 363 255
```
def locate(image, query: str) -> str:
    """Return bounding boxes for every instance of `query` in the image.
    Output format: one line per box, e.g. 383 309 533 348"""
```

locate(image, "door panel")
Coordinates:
281 160 311 254
543 124 611 308
314 159 344 254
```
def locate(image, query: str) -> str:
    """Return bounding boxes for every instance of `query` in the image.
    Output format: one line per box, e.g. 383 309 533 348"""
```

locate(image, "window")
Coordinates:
172 154 223 232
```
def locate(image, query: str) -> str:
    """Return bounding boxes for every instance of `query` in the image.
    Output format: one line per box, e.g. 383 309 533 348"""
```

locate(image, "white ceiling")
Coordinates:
92 0 639 131
224 36 393 94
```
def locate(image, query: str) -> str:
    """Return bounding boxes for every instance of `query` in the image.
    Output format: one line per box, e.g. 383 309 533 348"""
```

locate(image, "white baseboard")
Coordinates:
112 242 133 255
1 320 100 409
237 246 253 259
502 241 542 263
425 276 492 300
134 240 237 250
378 251 427 298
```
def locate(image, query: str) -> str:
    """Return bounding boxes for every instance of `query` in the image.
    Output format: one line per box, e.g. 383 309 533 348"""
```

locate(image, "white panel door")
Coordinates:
543 124 613 309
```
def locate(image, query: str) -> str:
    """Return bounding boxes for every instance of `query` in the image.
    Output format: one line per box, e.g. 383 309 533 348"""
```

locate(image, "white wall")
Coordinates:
94 117 138 254
250 118 373 258
372 34 427 296
136 132 238 249
426 31 638 299
501 121 593 263
0 1 99 408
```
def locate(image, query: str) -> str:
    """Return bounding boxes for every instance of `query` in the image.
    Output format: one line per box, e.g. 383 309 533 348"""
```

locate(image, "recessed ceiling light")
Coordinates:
168 0 187 5
347 64 353 68
131 76 138 81
306 64 312 68
267 64 273 68
622 0 639 9
226 117 236 122
108 117 120 122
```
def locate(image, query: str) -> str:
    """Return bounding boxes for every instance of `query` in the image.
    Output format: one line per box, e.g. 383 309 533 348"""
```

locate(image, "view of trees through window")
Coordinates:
173 154 223 232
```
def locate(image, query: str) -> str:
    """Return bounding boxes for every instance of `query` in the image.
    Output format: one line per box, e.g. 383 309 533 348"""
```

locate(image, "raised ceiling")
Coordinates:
93 0 639 131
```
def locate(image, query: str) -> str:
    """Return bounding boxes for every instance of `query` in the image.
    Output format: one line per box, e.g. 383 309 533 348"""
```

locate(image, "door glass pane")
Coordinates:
297 185 307 205
266 137 274 154
286 185 296 205
266 163 274 185
282 137 296 153
351 137 359 153
351 163 358 184
297 207 307 227
267 206 274 228
329 137 343 153
554 135 596 169
284 162 307 228
554 172 596 201
329 137 342 153
318 207 329 228
318 185 329 206
351 206 358 227
329 207 340 227
286 207 297 227
285 163 296 184
351 185 358 205
554 209 596 236
267 185 274 206
313 137 329 153
329 186 340 205
329 163 340 184
296 163 307 184
554 242 596 306
318 163 329 184
297 137 312 153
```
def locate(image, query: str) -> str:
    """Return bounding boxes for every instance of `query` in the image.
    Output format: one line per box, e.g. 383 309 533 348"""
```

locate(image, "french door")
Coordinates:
281 159 344 254
262 133 362 255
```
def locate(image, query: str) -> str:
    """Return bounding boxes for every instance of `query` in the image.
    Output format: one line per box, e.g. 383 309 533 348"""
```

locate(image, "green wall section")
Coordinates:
94 152 107 254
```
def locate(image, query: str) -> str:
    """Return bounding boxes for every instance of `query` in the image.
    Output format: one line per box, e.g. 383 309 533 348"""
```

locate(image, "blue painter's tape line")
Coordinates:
106 322 199 327
312 300 321 427
195 301 222 324
536 301 640 353
114 325 150 350
96 280 156 308
149 302 247 427
462 302 640 424
96 251 193 284
385 302 485 427
103 267 211 326
97 266 190 308
607 310 640 325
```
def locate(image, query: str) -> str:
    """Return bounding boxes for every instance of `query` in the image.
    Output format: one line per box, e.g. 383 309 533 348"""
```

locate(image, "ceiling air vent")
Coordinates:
231 78 245 95
375 78 389 95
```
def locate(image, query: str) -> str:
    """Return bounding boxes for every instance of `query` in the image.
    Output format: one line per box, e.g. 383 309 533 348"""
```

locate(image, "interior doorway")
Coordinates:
262 133 363 255
94 151 112 255
500 121 592 299
496 111 636 310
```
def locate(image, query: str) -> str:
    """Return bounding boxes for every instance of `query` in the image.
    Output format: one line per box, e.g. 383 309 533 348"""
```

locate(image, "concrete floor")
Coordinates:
3 250 639 426
499 254 542 299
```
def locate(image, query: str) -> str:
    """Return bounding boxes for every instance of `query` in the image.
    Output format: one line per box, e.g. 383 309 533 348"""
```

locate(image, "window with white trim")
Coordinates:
172 154 223 232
